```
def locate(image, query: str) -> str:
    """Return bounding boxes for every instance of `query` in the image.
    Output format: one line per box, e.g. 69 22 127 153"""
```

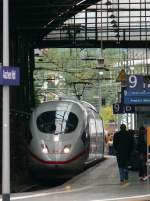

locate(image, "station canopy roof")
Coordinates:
0 0 100 45
0 0 150 48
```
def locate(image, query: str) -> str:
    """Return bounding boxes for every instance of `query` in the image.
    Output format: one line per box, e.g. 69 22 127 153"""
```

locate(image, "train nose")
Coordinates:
41 140 72 155
48 144 72 154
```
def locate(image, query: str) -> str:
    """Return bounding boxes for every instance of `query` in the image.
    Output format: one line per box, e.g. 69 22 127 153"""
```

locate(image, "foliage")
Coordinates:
101 106 116 126
103 48 126 65
34 48 124 114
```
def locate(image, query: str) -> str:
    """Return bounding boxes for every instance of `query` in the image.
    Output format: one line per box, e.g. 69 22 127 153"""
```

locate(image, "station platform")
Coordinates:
5 156 150 201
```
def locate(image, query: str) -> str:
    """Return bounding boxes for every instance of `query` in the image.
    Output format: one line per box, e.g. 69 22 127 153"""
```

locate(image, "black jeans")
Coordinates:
116 155 129 182
138 154 147 177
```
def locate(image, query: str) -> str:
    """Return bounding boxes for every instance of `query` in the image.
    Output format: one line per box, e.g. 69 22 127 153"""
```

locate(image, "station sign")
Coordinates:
124 96 150 105
113 103 124 114
124 105 135 113
113 103 135 114
126 75 150 92
124 74 150 105
0 66 20 86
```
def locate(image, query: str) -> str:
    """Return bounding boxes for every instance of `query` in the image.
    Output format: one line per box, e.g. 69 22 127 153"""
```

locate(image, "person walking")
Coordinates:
137 126 148 181
113 124 133 184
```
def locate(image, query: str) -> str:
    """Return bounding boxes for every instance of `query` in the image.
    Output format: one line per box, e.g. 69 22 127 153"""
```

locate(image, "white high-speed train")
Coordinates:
28 98 104 178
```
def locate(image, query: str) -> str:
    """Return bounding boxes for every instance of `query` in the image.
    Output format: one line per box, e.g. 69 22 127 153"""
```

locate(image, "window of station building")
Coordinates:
37 111 78 134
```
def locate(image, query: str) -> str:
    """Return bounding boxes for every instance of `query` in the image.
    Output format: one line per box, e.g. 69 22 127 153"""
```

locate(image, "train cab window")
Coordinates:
37 111 78 134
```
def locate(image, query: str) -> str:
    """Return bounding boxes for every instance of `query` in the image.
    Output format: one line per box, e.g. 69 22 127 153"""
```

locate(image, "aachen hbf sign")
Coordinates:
0 66 20 86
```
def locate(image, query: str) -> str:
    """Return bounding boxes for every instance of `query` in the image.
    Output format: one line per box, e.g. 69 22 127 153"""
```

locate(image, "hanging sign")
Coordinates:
124 105 135 113
113 103 124 114
113 103 135 114
124 74 150 105
0 66 20 86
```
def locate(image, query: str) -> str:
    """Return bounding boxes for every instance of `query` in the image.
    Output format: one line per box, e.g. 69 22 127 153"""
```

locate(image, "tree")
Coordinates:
101 106 116 128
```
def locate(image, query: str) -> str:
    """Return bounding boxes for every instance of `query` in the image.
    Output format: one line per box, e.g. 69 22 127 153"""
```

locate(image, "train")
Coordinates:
28 97 104 178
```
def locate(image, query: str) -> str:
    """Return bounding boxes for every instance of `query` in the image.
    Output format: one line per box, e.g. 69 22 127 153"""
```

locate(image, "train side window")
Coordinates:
96 119 103 136
89 119 97 135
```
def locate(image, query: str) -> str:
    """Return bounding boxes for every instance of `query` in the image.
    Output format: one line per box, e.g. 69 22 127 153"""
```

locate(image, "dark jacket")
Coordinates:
137 128 147 155
113 129 133 166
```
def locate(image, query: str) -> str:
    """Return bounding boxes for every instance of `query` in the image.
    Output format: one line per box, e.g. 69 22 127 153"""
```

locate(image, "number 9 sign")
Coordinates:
113 103 124 114
128 75 137 88
114 103 120 112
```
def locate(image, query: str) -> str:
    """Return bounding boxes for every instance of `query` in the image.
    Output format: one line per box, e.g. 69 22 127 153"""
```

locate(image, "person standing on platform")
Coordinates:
107 134 114 155
113 124 133 184
137 126 148 181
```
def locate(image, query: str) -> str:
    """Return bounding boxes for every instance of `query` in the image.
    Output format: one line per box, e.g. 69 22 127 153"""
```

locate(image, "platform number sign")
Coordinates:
113 103 124 114
127 75 143 91
124 75 150 105
127 74 150 91
113 103 135 114
128 75 137 88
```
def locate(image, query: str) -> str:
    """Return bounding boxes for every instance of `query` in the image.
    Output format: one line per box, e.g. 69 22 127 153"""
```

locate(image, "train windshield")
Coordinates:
37 110 78 134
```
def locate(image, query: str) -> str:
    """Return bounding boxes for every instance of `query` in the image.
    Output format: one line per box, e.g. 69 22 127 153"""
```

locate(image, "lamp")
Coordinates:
130 66 134 71
113 28 119 33
111 19 117 24
107 8 113 12
112 23 118 28
105 0 112 6
115 33 120 38
99 71 104 76
109 14 115 18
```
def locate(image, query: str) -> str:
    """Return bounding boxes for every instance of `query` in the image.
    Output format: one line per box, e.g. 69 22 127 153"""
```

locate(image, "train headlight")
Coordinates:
63 144 71 154
41 144 49 154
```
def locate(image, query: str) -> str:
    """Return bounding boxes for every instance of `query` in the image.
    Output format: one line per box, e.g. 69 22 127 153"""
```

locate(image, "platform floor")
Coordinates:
5 156 150 201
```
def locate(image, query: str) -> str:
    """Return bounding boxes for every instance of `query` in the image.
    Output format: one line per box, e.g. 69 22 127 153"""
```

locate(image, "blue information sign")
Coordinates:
0 66 20 86
124 74 150 105
124 96 150 105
